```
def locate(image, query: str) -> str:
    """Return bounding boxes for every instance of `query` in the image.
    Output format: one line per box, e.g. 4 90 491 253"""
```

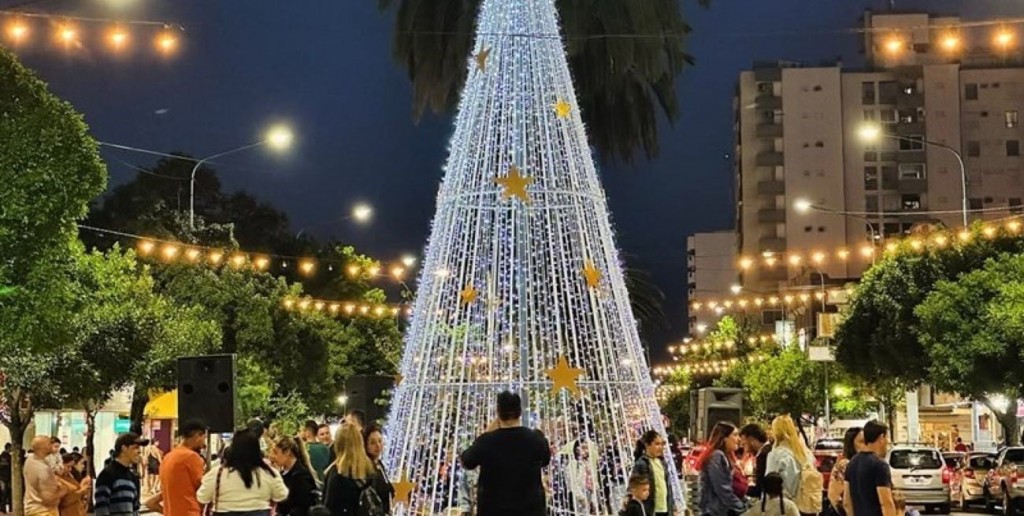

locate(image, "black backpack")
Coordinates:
355 479 384 516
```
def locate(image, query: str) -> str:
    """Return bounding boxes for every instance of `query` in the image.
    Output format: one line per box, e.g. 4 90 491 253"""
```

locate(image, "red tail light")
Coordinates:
942 467 953 484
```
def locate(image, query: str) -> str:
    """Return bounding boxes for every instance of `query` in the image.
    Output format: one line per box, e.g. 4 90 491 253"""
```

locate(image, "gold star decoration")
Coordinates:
392 472 415 506
460 283 479 305
474 47 492 72
554 98 572 119
583 261 602 289
546 355 585 396
494 165 534 202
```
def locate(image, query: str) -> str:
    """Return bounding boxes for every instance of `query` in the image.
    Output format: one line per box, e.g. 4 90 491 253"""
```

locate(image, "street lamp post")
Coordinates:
190 126 293 230
858 124 968 227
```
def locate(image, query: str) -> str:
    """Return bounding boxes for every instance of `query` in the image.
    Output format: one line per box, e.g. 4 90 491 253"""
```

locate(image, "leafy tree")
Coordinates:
915 253 1024 445
659 368 691 435
835 229 1024 398
375 0 708 163
0 46 107 516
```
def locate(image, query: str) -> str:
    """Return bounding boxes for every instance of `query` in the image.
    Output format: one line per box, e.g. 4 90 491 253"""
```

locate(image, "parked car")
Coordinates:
886 445 951 514
984 447 1024 515
950 452 995 510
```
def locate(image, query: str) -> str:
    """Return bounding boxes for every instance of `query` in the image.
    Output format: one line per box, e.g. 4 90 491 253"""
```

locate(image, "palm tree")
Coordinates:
375 0 707 163
622 261 669 342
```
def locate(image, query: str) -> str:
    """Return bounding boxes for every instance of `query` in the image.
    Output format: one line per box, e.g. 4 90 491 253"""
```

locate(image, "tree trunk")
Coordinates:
84 403 98 480
984 396 1020 447
129 391 149 431
4 389 34 516
884 399 898 439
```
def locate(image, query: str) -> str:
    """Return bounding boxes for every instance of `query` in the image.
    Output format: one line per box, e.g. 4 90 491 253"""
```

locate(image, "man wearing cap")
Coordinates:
94 433 148 516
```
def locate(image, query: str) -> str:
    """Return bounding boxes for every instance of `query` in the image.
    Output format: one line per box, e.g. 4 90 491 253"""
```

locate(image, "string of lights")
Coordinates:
735 219 1024 272
79 225 420 284
652 355 768 378
689 289 850 314
282 296 410 319
666 334 779 356
1 10 182 54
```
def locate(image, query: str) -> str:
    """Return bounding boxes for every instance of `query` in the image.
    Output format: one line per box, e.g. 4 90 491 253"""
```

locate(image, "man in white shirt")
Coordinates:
24 436 67 516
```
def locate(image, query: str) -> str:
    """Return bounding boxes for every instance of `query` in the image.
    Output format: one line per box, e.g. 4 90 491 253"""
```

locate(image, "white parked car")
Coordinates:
886 445 952 514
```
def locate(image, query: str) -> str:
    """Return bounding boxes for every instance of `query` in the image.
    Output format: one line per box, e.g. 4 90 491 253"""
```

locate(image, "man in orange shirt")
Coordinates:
150 420 207 516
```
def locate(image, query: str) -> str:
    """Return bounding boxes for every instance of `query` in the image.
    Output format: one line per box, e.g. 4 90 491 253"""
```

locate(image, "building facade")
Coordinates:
686 231 738 335
736 10 1024 293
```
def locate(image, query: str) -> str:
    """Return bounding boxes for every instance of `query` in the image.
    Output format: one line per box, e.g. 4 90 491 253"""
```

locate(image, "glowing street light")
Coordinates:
856 123 882 143
401 254 417 268
352 203 373 223
730 284 742 295
794 198 813 213
337 394 349 406
188 124 295 229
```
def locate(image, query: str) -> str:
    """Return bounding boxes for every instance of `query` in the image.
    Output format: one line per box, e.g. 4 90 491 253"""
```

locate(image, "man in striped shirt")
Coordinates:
94 433 148 516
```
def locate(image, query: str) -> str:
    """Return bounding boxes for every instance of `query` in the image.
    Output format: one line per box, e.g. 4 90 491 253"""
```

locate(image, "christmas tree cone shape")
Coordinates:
381 0 684 513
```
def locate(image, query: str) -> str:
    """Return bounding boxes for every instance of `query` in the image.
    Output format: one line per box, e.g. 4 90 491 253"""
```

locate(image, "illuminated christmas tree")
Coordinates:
382 0 684 513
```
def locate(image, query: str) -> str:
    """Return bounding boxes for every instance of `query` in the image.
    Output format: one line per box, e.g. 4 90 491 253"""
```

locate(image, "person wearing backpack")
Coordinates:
765 416 821 516
322 424 384 516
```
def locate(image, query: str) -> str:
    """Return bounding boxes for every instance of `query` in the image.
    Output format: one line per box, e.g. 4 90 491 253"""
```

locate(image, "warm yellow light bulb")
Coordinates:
57 25 77 44
995 29 1014 49
300 260 316 275
6 20 29 42
812 252 826 264
884 36 903 54
185 248 201 261
156 31 177 53
739 257 754 270
254 257 270 270
941 34 960 51
108 27 129 48
958 230 972 242
138 241 156 255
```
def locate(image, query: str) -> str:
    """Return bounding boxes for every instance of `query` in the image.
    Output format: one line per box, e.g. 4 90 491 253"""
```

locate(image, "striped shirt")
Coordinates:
93 460 140 516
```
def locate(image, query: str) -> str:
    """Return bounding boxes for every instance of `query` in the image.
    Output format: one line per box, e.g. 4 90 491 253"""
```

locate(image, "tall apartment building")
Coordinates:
686 231 737 335
735 10 1024 292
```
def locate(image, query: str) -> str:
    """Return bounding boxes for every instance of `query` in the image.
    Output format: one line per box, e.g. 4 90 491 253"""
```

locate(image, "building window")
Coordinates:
1011 198 1023 214
969 198 983 210
862 82 876 105
813 85 823 92
965 83 979 100
899 136 925 151
866 196 879 212
757 82 772 93
1008 110 1020 128
898 163 926 179
865 166 879 190
1008 140 1020 157
878 81 899 104
899 110 917 124
967 141 981 157
902 194 922 210
815 141 824 148
880 109 898 124
863 110 877 121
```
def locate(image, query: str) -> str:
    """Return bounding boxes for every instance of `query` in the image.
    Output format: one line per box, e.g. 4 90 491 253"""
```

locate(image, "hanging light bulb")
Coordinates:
107 25 129 50
5 18 29 43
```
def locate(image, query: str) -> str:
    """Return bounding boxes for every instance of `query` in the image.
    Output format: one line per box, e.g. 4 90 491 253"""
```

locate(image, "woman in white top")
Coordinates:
198 429 289 516
765 415 810 502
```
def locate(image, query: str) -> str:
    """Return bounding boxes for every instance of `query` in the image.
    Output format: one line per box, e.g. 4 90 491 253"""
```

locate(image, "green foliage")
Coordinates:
0 47 106 290
915 253 1024 444
835 228 1024 388
375 0 704 163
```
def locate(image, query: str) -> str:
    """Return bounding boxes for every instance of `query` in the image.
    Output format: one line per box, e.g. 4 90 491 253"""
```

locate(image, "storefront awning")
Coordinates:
145 390 177 419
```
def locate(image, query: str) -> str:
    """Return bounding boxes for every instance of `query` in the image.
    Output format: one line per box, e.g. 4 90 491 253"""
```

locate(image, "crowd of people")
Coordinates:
692 416 906 516
1 398 910 516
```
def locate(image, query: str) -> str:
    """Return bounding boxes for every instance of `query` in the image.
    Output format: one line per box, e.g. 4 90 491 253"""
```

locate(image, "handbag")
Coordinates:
204 467 224 516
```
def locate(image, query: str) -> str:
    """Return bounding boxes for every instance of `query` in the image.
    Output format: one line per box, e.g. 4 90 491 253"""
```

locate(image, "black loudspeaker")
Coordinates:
178 354 238 433
691 388 743 442
344 375 395 424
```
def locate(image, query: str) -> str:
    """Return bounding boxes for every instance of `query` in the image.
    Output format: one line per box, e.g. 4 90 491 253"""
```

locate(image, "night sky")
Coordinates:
8 0 1015 355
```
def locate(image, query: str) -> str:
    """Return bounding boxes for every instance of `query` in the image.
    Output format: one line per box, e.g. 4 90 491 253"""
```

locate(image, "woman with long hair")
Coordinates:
270 437 319 516
363 424 394 515
766 415 810 501
197 429 289 516
631 430 678 516
323 423 380 516
57 454 91 516
826 427 864 514
697 422 748 516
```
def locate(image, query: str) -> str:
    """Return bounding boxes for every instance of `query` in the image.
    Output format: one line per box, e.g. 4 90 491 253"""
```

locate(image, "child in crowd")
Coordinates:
621 473 651 516
743 473 799 516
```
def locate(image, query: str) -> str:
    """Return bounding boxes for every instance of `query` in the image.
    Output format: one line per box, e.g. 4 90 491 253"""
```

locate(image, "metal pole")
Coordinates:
825 363 831 435
187 142 267 230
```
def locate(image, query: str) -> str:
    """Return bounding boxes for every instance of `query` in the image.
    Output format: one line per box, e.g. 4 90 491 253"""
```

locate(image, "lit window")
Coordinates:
1007 110 1020 128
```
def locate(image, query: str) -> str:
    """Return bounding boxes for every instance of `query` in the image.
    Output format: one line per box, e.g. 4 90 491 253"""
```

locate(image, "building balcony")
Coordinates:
896 121 925 135
898 178 928 195
897 92 925 108
756 151 785 167
757 179 786 196
899 150 927 163
758 236 787 252
756 123 784 138
756 93 782 110
758 208 787 224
